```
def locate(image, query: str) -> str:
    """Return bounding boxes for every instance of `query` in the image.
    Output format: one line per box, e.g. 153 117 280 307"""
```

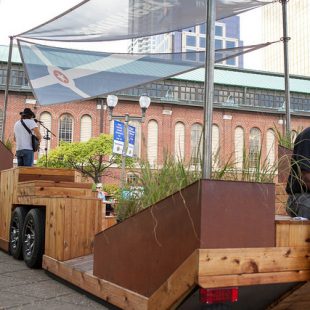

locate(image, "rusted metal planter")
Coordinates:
93 179 275 297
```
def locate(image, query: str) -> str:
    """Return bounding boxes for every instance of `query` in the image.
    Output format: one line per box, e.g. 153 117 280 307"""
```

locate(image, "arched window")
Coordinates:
249 127 261 168
174 122 185 161
147 120 158 167
0 109 3 140
59 113 73 143
234 126 244 169
38 112 52 157
80 114 92 142
266 129 275 167
212 124 220 167
190 123 202 164
129 120 141 158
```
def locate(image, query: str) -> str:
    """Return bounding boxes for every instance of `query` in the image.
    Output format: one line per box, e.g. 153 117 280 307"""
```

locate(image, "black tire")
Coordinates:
22 208 45 268
9 207 27 259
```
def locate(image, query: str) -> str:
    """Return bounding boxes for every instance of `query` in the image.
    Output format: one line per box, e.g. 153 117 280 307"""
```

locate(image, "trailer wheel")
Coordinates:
22 208 45 268
9 207 27 259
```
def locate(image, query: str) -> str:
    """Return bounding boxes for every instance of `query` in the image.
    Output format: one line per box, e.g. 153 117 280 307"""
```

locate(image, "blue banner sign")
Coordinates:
126 125 136 157
113 120 125 155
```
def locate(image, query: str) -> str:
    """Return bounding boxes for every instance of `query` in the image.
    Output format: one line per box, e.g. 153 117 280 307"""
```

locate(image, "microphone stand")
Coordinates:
39 121 56 168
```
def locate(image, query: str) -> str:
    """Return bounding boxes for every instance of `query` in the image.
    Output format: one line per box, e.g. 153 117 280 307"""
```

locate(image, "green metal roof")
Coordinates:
174 67 310 94
0 45 22 64
1 45 310 95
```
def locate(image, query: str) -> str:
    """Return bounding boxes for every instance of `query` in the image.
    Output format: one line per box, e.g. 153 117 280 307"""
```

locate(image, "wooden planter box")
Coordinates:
93 179 275 297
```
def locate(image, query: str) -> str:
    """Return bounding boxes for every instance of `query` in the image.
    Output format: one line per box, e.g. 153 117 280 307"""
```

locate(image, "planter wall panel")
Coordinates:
200 180 275 248
93 181 201 297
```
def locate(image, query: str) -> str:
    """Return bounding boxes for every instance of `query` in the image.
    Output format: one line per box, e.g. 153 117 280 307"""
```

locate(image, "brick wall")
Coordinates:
1 91 309 185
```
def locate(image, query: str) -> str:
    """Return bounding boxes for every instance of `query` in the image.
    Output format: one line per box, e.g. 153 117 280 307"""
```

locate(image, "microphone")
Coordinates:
34 119 44 124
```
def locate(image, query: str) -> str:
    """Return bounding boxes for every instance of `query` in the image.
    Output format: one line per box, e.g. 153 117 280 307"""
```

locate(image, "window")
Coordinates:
191 123 203 164
59 113 73 143
266 129 275 167
215 39 223 50
226 40 237 66
234 126 244 169
249 128 261 168
147 120 158 167
127 172 139 185
174 122 185 161
200 24 206 34
80 114 92 142
215 24 224 36
186 35 196 47
38 112 52 158
199 37 206 48
129 120 141 158
212 124 220 168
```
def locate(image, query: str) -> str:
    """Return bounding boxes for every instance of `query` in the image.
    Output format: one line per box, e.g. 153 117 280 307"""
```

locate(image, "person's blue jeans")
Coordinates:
16 149 34 167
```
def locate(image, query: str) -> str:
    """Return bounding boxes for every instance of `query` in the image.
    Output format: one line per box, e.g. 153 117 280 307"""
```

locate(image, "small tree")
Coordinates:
37 134 133 183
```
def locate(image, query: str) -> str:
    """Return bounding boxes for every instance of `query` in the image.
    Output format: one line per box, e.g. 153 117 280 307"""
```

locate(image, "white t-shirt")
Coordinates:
14 119 38 151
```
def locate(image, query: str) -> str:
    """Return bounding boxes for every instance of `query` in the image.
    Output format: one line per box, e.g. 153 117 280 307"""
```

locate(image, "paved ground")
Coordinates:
0 250 117 309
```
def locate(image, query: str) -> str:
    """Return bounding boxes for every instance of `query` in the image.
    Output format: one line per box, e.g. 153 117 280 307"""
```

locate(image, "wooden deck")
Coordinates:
42 215 310 310
0 168 309 309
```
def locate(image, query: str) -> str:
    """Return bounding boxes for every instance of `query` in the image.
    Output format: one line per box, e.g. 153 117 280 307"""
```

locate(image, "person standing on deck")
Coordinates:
14 108 42 167
286 127 310 219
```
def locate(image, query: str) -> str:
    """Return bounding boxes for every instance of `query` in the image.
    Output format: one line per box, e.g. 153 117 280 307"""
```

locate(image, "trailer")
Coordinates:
0 167 309 309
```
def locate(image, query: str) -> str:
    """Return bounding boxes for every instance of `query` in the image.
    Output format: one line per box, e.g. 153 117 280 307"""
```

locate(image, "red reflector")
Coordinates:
200 287 239 304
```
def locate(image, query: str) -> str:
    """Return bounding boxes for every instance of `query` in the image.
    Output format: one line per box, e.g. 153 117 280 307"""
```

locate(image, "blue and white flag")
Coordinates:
113 120 125 155
126 125 136 158
17 39 276 105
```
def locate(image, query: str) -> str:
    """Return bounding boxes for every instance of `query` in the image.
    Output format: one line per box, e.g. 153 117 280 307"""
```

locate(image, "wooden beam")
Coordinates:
148 250 198 310
199 270 310 289
43 255 148 310
199 247 310 276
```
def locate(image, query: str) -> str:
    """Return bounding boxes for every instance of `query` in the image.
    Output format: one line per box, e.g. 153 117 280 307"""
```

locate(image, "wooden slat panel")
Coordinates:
64 201 72 261
18 184 93 198
55 200 65 261
199 247 310 277
0 169 19 246
18 180 92 189
199 270 310 289
276 221 310 247
43 255 148 310
148 250 198 310
45 200 57 258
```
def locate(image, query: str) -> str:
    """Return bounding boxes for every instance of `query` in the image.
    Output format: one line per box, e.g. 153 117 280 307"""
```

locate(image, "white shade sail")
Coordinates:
17 0 273 42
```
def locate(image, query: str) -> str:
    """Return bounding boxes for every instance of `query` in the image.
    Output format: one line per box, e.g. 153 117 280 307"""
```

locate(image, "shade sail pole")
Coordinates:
202 0 216 179
281 0 291 134
1 36 13 141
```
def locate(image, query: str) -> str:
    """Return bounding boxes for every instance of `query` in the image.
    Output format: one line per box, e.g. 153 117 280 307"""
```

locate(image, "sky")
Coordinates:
0 0 263 68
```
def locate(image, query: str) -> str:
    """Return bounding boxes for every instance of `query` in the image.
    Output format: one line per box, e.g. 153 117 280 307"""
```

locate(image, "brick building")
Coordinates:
1 47 310 184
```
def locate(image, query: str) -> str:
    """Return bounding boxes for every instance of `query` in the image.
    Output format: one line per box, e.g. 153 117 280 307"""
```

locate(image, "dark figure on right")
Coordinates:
286 127 310 219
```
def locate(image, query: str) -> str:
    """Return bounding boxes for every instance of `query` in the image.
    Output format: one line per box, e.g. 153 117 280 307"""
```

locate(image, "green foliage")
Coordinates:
274 125 303 150
115 146 277 222
211 147 277 183
37 134 135 183
116 155 201 221
103 183 120 197
4 137 13 152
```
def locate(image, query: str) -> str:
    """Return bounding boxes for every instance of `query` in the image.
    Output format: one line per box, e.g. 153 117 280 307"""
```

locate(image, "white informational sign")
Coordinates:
126 125 136 157
113 120 125 155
